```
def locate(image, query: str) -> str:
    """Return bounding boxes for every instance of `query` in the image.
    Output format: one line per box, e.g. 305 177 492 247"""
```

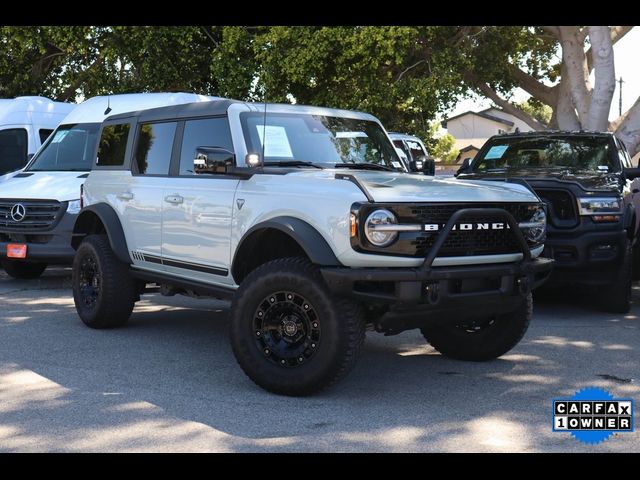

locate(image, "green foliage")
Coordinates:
426 121 458 163
516 98 552 125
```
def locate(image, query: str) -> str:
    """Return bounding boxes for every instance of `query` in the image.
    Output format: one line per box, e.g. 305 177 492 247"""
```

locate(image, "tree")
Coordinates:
516 99 552 125
425 121 458 163
0 26 257 101
451 26 639 155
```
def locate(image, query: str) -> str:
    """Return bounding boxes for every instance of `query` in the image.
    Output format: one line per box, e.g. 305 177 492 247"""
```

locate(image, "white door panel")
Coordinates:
162 178 239 285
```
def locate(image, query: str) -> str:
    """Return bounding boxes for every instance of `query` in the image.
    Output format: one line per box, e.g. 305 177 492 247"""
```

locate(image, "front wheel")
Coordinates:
422 293 532 361
230 257 365 396
1 260 47 279
72 234 137 329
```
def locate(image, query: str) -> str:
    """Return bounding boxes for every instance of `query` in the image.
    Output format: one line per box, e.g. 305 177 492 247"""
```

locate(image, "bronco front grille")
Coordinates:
0 199 65 231
354 202 537 258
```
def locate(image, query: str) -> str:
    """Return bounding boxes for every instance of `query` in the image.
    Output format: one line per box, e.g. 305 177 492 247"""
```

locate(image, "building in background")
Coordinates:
442 107 534 164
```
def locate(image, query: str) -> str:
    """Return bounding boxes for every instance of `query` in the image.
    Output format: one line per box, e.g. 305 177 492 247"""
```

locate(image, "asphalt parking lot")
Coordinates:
0 266 637 452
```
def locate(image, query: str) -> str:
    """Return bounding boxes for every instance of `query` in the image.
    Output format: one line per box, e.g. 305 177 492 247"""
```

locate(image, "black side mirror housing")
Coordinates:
193 147 235 174
456 157 471 176
422 157 435 176
624 167 640 180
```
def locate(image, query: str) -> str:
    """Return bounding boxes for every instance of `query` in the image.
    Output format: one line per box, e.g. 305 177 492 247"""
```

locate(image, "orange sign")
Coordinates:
7 244 27 259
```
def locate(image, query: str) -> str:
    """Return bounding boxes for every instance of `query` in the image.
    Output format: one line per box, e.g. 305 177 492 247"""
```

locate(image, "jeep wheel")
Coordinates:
600 240 633 314
422 293 532 361
230 257 365 396
1 260 47 279
72 234 137 329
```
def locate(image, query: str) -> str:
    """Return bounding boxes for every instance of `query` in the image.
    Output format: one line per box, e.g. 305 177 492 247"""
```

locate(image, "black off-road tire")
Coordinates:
1 260 47 279
421 293 533 361
631 238 640 281
230 257 365 396
600 240 633 314
72 234 137 329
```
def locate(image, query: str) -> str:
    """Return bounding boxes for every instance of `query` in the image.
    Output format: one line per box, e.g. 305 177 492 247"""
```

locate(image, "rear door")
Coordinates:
118 120 178 270
161 116 239 285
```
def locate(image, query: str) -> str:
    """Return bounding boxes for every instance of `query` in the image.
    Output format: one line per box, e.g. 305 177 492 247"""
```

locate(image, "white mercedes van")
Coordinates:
0 92 217 279
0 96 75 175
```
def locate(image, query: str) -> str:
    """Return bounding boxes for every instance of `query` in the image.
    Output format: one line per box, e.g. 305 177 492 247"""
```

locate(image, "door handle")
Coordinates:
117 192 134 201
164 195 184 205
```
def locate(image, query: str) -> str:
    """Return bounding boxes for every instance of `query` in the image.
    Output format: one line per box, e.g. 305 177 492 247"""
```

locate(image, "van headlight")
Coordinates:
519 206 546 243
67 199 82 214
364 209 398 247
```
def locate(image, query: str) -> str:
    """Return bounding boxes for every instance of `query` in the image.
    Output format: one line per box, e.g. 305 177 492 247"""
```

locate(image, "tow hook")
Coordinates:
517 276 529 295
425 282 440 305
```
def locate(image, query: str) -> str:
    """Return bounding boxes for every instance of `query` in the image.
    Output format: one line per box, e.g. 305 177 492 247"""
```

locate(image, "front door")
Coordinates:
161 117 239 286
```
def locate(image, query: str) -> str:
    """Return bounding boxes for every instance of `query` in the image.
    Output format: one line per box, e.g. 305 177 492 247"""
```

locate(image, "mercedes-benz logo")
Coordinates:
10 203 26 222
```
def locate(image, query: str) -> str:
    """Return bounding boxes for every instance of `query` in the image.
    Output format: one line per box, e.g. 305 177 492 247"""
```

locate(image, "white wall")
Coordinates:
484 108 534 133
447 114 512 139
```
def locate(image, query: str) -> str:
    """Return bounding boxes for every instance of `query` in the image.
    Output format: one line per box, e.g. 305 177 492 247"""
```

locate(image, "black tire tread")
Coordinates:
230 257 365 396
422 293 532 361
72 234 136 329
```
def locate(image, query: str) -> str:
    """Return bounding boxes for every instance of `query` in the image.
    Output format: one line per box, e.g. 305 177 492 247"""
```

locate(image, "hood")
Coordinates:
459 168 621 192
0 171 86 201
288 169 539 203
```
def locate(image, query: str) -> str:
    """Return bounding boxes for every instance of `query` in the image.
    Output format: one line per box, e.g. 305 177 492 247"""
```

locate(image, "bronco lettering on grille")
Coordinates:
423 222 512 231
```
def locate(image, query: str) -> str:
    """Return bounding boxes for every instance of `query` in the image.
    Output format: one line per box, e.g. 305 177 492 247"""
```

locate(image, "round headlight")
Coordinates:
524 207 546 243
365 209 398 247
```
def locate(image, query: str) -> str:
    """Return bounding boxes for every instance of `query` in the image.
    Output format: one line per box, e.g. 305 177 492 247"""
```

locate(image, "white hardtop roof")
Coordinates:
0 96 75 125
61 92 221 125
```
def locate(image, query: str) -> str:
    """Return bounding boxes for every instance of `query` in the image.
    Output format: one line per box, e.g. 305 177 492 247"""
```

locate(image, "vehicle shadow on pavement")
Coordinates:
0 268 638 452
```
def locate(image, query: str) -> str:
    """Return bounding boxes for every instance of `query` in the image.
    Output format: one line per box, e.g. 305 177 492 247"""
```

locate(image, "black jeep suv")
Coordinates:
458 131 640 313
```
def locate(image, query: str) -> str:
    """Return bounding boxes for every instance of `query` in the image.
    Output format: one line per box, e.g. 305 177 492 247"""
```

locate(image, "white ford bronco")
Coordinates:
71 100 553 396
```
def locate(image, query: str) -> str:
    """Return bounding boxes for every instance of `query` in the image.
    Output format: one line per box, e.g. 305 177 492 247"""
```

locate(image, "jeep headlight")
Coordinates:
67 199 82 214
577 197 622 215
364 209 398 247
519 206 546 244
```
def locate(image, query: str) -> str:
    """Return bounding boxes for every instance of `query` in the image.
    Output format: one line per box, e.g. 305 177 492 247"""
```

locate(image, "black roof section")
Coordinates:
489 130 614 139
104 99 243 123
442 109 515 128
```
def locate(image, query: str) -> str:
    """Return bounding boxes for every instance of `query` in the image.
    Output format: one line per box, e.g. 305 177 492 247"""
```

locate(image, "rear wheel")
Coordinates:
1 260 47 279
230 257 365 396
72 234 137 329
422 293 532 361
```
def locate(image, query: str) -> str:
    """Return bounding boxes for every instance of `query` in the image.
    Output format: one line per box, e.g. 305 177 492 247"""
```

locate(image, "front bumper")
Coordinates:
0 213 77 264
323 207 554 332
543 228 627 285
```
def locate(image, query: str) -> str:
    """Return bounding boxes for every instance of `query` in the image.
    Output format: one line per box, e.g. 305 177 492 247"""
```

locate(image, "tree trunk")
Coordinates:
615 98 640 157
586 26 615 130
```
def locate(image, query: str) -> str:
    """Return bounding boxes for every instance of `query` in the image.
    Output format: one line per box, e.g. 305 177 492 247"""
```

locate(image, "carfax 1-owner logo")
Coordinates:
552 387 634 444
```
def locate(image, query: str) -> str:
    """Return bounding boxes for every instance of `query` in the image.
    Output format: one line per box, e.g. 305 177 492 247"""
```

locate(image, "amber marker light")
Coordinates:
350 213 357 237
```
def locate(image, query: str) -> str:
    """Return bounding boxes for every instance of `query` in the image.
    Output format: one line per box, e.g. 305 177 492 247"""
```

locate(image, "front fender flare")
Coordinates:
73 203 132 264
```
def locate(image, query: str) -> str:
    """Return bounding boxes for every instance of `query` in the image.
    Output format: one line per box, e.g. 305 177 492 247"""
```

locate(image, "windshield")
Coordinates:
473 135 618 173
27 123 100 172
240 112 405 171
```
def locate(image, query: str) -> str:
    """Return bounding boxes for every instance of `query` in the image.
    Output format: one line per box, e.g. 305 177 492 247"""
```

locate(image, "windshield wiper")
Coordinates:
334 163 395 172
265 161 323 169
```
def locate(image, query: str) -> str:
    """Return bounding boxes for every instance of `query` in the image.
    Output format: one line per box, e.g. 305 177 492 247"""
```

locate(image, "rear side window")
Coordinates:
39 129 53 144
0 128 28 175
97 124 131 167
135 122 177 175
179 117 233 175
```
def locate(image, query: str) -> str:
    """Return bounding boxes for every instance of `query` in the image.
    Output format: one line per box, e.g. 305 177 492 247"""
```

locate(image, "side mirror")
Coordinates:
624 167 640 180
193 147 235 174
456 157 471 175
422 157 435 176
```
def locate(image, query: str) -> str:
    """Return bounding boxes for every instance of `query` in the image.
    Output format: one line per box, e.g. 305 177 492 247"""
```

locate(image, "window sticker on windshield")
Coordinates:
484 145 509 159
391 161 402 169
598 166 609 172
51 130 69 144
256 125 294 158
